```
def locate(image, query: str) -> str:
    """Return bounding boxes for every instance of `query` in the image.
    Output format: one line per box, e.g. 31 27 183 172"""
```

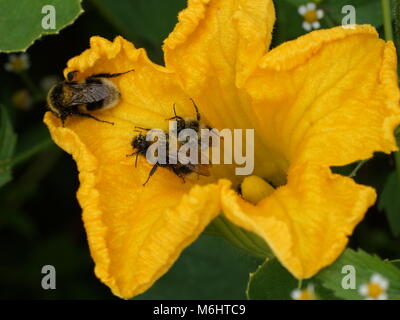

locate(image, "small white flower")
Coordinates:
12 89 33 111
291 284 316 300
4 53 30 73
298 2 324 32
358 273 389 300
40 74 61 92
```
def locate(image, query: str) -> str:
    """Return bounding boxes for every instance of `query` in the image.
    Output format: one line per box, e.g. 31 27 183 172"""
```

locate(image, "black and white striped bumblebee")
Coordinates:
129 128 211 186
167 99 213 139
47 69 133 126
128 101 214 186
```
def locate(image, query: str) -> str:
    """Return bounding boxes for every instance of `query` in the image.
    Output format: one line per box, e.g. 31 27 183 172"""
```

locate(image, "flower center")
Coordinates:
12 58 24 71
367 283 384 299
298 289 315 300
240 175 275 205
304 10 318 23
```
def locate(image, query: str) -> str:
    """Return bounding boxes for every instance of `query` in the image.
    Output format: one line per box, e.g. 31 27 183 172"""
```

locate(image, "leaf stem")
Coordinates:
298 279 303 289
349 159 369 178
394 0 400 51
211 215 273 259
381 0 394 41
11 138 53 167
322 9 337 28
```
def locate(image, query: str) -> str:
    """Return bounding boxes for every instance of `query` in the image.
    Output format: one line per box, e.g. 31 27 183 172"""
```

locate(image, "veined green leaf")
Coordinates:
246 258 298 300
0 0 83 52
317 249 400 300
247 258 337 300
284 0 383 28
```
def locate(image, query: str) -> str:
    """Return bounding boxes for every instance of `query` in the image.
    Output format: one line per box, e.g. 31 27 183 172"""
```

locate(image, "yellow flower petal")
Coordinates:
44 36 228 298
222 163 376 278
163 0 275 131
221 26 400 278
245 26 400 169
164 0 275 88
164 0 280 184
43 0 400 297
64 36 208 129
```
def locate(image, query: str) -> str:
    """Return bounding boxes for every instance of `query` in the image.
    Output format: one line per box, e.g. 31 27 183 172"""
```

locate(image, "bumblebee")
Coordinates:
128 127 211 186
47 69 133 126
167 99 213 136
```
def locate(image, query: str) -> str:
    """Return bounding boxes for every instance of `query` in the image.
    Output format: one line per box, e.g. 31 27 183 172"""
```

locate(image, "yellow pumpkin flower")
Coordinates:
43 0 400 299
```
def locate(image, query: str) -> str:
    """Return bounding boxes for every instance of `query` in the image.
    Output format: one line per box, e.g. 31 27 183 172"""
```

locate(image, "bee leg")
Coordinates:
190 98 201 121
143 164 159 186
126 151 140 167
73 111 114 125
134 126 151 131
126 150 138 157
172 167 186 183
89 69 134 79
135 152 139 168
60 114 67 127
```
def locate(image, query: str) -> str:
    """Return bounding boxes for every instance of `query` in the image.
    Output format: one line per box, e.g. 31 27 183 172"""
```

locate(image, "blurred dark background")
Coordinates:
0 0 399 299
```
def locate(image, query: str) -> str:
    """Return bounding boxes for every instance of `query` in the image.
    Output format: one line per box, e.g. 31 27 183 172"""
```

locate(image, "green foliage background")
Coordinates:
0 0 399 299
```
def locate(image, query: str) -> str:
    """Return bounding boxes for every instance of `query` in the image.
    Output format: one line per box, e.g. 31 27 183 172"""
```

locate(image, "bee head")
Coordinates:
46 82 67 117
185 119 200 131
131 133 148 150
176 118 186 132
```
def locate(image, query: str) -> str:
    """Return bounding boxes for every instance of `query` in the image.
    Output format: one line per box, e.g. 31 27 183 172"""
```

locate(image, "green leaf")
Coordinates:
90 0 186 48
317 249 400 300
12 125 53 167
272 0 305 46
246 258 298 300
0 106 17 188
378 171 400 237
0 0 83 52
136 235 260 299
284 0 383 28
246 258 337 300
323 0 383 28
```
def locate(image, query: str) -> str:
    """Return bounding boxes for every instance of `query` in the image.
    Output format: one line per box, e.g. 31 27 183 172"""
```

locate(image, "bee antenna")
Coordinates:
134 126 150 131
190 98 200 121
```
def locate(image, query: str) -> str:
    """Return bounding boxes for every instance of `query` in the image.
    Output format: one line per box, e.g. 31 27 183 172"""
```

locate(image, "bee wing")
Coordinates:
186 163 211 177
68 83 109 105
